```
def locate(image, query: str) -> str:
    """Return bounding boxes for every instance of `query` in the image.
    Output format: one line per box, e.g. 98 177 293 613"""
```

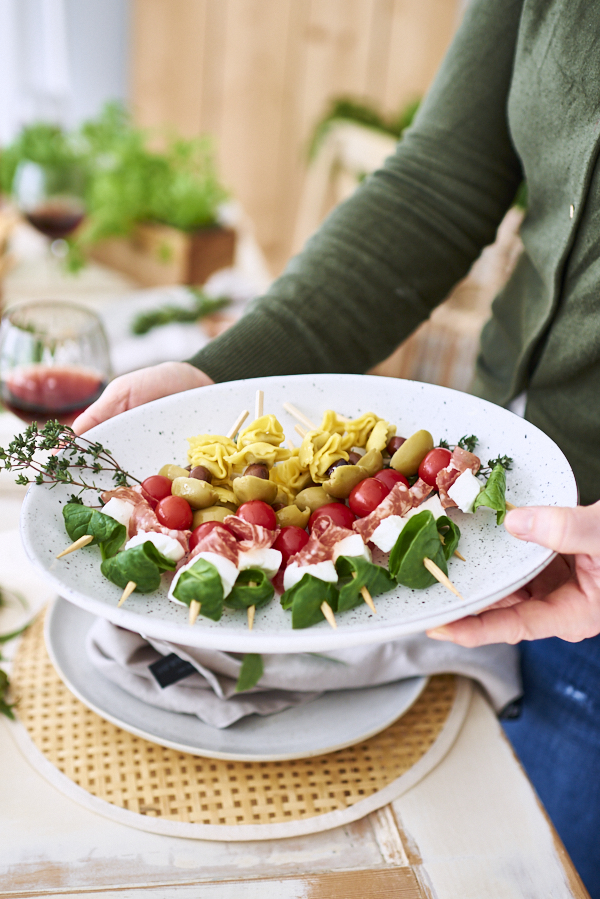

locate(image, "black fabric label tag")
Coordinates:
149 653 197 689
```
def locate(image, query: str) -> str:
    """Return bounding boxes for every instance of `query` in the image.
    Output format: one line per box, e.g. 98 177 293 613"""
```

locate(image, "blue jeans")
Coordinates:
503 636 600 897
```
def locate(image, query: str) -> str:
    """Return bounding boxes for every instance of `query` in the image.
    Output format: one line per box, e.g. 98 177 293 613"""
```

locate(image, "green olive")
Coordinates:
159 464 190 481
390 430 434 476
275 505 311 528
322 463 365 499
191 505 230 527
233 475 278 505
358 448 383 476
171 476 216 510
294 486 332 513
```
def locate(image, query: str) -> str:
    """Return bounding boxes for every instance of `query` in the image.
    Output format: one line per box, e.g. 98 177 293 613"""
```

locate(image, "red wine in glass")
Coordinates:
2 365 107 426
25 199 85 241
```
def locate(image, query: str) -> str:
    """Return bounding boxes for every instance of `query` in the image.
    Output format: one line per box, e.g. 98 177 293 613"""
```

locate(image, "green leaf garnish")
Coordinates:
235 653 264 692
388 510 449 589
225 569 274 610
436 516 461 560
171 557 224 621
63 503 127 559
473 463 507 524
101 542 175 594
334 556 395 612
280 574 339 629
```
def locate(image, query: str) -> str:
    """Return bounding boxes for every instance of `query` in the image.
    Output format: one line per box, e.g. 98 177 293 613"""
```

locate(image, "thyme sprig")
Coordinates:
437 435 479 453
0 420 141 494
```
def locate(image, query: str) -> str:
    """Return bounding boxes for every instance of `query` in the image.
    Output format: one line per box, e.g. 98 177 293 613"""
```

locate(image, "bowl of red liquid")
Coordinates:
0 301 111 426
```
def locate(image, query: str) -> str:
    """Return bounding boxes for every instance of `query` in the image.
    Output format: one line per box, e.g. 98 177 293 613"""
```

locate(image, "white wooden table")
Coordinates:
0 248 590 898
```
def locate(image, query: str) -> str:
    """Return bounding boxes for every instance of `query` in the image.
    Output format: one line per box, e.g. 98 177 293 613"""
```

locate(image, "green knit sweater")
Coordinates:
190 0 600 505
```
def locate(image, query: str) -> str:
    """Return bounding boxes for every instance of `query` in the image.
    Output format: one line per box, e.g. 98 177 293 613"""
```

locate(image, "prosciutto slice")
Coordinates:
436 447 481 509
353 478 433 542
223 515 279 551
186 524 239 567
289 517 354 567
101 486 190 551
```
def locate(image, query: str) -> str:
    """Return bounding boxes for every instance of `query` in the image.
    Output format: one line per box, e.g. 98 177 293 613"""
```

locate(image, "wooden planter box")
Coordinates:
89 222 236 287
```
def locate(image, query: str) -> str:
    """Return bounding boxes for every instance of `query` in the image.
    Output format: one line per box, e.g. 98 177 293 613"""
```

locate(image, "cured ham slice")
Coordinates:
223 515 279 551
436 447 481 509
289 516 354 567
353 478 433 542
186 524 239 567
101 486 190 551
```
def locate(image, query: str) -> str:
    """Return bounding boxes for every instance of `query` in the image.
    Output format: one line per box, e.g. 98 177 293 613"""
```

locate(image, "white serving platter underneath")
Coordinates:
21 374 578 653
44 596 427 761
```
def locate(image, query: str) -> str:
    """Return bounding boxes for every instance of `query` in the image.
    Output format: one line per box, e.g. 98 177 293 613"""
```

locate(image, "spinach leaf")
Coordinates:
335 555 395 612
101 542 174 594
280 574 339 629
388 510 448 589
171 557 224 621
0 668 14 720
225 569 274 610
436 516 461 560
235 653 264 692
473 463 507 524
63 502 126 559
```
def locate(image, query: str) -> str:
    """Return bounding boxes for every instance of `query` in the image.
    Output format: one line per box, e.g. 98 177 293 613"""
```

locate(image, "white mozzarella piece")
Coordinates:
102 497 134 529
168 550 239 602
331 533 371 564
125 530 184 562
238 547 282 578
405 494 446 521
447 468 483 513
283 560 338 591
370 515 406 552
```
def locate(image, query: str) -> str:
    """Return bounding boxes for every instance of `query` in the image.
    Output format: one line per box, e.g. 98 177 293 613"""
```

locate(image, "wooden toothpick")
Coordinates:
226 409 249 440
294 424 307 439
320 601 337 629
56 534 94 559
118 580 137 607
287 438 296 451
352 571 376 613
255 389 264 419
423 557 463 599
505 501 517 511
453 549 466 561
247 605 256 630
283 402 316 431
189 599 201 625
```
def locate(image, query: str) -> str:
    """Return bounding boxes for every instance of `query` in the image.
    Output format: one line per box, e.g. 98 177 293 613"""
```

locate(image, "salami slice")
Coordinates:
436 447 481 508
187 524 239 567
101 486 190 550
223 515 279 551
289 516 354 566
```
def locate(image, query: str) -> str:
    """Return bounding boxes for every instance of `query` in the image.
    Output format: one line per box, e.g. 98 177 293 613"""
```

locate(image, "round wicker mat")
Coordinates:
9 613 471 841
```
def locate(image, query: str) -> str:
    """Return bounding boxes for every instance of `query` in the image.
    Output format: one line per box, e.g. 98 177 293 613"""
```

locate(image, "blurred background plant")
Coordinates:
309 96 421 161
0 103 229 273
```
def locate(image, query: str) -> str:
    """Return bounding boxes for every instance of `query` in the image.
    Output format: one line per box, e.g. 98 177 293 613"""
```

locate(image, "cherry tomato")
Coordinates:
308 502 356 532
141 474 172 506
189 521 227 551
417 447 452 487
273 526 310 564
236 499 277 530
348 478 390 517
374 469 409 491
155 495 193 530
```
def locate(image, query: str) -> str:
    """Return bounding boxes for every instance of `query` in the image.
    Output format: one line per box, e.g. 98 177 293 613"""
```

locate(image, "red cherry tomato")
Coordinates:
374 469 409 491
141 474 172 507
417 448 452 487
308 502 356 532
236 500 277 530
189 521 227 551
273 526 309 564
348 478 390 517
155 495 193 530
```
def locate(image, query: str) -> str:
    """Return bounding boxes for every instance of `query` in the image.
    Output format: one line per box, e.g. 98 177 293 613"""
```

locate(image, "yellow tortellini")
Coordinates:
319 410 348 436
365 419 396 453
229 441 291 474
270 453 313 501
340 412 383 449
187 434 237 483
237 414 285 449
299 429 349 483
298 429 330 470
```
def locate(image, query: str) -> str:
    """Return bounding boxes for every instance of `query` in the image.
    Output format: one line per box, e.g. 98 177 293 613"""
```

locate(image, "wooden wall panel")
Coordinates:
132 0 462 274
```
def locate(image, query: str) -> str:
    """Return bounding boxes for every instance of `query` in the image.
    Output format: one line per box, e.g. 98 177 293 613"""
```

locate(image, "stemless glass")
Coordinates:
0 301 111 426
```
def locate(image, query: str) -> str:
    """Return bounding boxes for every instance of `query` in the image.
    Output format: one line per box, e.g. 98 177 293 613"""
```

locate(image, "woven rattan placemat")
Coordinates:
9 613 471 841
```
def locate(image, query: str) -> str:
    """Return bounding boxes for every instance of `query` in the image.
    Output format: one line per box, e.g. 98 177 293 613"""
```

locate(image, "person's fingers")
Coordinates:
505 502 600 555
73 363 213 434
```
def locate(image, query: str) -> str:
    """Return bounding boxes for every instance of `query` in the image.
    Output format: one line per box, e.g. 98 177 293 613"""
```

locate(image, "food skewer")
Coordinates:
283 402 316 431
189 599 201 625
320 601 337 629
423 557 463 599
247 605 256 630
255 390 264 419
294 424 307 440
226 409 250 440
56 534 94 558
454 549 466 561
351 571 377 613
287 438 296 451
118 580 137 607
505 501 517 511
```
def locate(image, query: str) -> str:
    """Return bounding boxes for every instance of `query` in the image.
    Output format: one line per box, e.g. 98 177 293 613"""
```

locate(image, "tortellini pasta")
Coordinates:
299 429 349 483
229 442 291 474
270 453 313 500
237 415 285 449
187 434 237 483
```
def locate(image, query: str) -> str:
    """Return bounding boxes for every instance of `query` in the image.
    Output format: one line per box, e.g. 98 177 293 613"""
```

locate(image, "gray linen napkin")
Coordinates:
86 618 521 729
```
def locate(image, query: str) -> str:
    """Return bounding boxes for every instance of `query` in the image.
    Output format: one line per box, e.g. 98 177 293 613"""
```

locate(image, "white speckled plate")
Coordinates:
44 596 427 761
20 374 578 653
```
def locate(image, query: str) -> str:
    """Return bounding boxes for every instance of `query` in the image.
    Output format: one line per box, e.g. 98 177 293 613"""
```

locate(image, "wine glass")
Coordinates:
12 160 86 256
0 301 111 426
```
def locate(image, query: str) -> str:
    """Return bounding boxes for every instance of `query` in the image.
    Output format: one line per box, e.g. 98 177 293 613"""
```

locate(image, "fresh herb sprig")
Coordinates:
0 421 141 494
131 289 231 336
437 435 479 453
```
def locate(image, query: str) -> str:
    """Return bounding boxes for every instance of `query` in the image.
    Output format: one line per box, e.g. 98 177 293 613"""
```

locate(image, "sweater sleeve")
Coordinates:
189 0 525 383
